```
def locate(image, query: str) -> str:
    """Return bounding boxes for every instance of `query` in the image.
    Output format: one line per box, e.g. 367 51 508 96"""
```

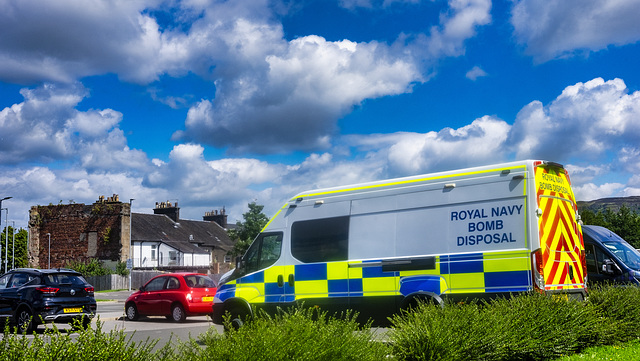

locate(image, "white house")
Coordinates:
131 203 234 271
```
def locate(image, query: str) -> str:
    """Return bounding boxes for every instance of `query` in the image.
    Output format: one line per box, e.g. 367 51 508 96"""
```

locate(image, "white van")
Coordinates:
212 160 587 326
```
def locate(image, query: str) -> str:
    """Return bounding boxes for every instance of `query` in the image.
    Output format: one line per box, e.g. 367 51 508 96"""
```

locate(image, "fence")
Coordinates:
85 270 223 291
85 274 129 292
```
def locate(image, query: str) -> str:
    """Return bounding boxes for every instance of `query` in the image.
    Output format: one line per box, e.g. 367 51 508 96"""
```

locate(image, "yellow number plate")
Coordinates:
202 297 213 302
64 307 82 313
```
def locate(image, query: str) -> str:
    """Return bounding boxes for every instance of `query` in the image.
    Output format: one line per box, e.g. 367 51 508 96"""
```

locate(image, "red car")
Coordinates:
125 273 217 322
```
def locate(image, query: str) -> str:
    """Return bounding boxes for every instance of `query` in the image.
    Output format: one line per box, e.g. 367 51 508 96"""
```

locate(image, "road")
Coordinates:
95 301 224 349
17 291 225 351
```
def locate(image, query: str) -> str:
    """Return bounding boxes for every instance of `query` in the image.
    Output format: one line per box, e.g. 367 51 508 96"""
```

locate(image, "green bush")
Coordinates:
66 259 112 277
0 320 175 361
389 291 619 361
586 284 640 343
178 306 390 361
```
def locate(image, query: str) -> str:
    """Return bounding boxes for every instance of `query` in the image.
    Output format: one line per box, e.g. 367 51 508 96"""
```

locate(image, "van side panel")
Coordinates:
213 160 588 326
534 164 585 291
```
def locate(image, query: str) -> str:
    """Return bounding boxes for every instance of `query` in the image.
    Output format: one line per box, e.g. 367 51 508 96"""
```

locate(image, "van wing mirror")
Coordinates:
235 256 243 270
602 259 622 275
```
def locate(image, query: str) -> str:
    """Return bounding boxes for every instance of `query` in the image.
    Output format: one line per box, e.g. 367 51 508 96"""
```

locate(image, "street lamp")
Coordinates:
129 199 134 291
4 207 7 273
11 221 15 270
0 197 10 273
47 233 51 269
1 207 6 273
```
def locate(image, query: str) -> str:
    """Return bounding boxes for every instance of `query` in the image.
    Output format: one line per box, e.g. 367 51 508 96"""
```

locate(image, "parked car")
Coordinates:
125 273 217 322
0 268 96 333
583 225 640 285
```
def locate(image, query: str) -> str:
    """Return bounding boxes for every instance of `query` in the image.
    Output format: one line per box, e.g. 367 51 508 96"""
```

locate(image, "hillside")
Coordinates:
577 196 640 213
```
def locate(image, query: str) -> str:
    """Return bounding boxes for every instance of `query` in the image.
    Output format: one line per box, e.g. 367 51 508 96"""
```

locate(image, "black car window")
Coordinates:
165 277 180 290
8 273 30 288
0 274 11 290
145 277 166 292
46 274 86 286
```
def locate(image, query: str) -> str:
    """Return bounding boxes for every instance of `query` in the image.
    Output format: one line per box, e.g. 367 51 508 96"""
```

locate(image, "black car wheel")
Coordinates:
125 303 139 321
16 308 34 334
171 304 186 322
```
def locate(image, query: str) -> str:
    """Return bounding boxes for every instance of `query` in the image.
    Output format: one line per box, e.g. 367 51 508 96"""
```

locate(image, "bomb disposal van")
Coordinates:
212 160 587 326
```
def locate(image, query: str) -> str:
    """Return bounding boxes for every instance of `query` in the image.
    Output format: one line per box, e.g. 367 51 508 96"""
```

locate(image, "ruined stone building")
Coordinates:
28 195 234 274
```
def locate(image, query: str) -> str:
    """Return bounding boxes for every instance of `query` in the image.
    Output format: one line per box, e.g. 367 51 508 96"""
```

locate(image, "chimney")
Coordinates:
154 200 180 222
203 207 228 228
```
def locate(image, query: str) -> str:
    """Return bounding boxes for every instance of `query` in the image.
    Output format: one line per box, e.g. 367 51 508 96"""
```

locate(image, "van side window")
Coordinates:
243 232 283 274
292 216 349 263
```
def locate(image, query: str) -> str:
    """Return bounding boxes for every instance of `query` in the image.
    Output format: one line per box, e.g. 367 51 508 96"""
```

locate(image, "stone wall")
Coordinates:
28 200 130 269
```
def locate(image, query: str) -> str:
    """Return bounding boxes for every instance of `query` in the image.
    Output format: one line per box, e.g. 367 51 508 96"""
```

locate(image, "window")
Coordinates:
151 245 157 261
241 232 283 274
291 216 349 263
8 273 32 288
165 277 181 290
45 274 86 286
144 276 166 292
184 275 216 288
0 274 10 290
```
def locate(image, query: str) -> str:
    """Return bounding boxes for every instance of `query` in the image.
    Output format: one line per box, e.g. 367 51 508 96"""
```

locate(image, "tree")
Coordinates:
0 227 28 272
581 205 640 248
227 202 269 258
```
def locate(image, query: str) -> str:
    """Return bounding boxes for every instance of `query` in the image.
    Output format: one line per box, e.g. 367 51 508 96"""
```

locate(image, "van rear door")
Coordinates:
533 162 586 295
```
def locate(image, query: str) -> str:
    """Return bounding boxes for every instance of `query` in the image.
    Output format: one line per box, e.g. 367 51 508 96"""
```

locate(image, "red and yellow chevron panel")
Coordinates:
534 163 585 291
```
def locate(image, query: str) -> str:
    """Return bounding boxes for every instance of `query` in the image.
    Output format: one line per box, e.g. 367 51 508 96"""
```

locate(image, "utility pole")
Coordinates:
0 197 10 273
47 233 51 269
4 207 7 273
129 199 134 291
11 221 15 270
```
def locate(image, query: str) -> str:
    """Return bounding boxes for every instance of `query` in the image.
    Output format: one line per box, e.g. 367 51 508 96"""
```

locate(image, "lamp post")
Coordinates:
129 199 134 291
0 197 11 273
47 233 51 269
1 208 6 273
11 221 15 270
4 207 7 273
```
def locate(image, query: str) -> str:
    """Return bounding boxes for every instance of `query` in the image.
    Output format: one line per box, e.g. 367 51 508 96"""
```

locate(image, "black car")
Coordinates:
0 268 97 333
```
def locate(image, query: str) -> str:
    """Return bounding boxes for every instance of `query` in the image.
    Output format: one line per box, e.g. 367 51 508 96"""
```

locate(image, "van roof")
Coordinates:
582 225 623 243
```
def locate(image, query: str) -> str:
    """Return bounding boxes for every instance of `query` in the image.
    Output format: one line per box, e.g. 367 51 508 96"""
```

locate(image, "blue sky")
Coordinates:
1 0 640 229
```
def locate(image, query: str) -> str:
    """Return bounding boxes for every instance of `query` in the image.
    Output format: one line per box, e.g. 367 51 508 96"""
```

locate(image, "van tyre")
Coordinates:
171 304 186 322
125 303 139 321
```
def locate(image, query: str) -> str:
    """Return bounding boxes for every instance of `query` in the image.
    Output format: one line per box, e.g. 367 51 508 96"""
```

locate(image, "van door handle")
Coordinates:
277 275 284 287
288 274 295 287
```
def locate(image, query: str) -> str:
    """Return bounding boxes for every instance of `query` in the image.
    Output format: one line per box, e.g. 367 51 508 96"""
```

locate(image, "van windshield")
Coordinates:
603 241 640 271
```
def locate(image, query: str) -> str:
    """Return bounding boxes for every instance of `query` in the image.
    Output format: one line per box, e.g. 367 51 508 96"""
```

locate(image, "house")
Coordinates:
28 195 235 274
132 201 234 273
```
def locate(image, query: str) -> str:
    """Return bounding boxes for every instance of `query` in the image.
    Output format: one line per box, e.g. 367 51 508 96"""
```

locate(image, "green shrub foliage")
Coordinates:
180 306 390 361
0 320 175 361
390 287 640 361
5 285 640 360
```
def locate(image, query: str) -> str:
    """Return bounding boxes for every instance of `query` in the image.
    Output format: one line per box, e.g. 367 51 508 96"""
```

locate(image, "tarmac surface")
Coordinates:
94 290 136 321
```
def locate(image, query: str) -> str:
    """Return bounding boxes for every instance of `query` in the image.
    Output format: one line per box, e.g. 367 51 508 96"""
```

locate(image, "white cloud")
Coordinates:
417 0 492 58
338 0 420 10
0 83 149 171
384 116 510 175
573 182 625 202
174 33 422 153
511 0 640 61
466 65 487 80
508 78 640 165
0 1 493 155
